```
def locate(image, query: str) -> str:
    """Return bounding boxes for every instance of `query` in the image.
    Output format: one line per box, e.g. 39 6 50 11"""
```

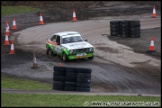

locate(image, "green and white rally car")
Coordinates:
46 31 94 61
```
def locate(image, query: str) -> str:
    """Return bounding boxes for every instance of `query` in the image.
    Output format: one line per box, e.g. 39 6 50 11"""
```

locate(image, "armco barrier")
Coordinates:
53 66 92 92
110 20 140 38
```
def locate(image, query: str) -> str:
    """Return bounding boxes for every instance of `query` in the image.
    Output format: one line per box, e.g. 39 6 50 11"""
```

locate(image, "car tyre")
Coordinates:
47 49 55 56
62 53 68 62
88 56 94 60
46 48 50 55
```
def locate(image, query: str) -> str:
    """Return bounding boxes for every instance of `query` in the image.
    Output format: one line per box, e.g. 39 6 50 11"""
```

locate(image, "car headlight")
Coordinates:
89 47 93 52
69 50 74 54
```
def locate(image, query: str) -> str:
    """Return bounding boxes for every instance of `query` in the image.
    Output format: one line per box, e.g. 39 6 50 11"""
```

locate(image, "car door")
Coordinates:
49 35 58 53
55 35 62 54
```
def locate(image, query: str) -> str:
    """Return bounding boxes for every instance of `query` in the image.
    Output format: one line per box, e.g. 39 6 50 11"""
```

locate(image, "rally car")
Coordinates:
46 31 94 61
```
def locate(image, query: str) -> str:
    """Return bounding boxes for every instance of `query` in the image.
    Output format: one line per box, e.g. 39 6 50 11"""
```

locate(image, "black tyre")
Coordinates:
77 73 91 78
66 72 77 77
54 66 66 72
53 76 65 81
111 31 118 36
129 20 140 27
47 49 55 56
53 86 64 90
110 24 120 28
77 68 92 74
120 27 129 32
110 21 120 25
130 31 140 35
88 56 94 60
53 71 66 76
53 81 64 90
120 20 129 28
76 87 90 92
66 67 77 72
64 86 76 91
121 34 129 38
110 28 120 32
130 27 140 32
62 53 68 62
65 76 76 82
130 33 140 38
77 77 91 83
65 82 76 87
46 48 50 55
76 83 90 88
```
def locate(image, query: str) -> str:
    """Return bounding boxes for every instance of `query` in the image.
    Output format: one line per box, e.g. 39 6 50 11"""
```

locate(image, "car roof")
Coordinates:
53 31 81 37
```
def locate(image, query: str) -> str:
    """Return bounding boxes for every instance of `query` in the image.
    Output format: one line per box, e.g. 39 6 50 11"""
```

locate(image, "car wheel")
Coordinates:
88 56 94 60
49 49 55 56
46 48 50 55
62 53 68 62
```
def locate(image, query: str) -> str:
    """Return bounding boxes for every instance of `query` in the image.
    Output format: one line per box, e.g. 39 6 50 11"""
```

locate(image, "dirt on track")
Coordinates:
1 1 161 95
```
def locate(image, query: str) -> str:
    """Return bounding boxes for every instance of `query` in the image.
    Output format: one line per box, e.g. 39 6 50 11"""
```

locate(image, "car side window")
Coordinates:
51 35 57 42
56 36 61 45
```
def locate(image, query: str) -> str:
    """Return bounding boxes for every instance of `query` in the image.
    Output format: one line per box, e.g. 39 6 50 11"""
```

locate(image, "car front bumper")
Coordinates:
67 53 93 60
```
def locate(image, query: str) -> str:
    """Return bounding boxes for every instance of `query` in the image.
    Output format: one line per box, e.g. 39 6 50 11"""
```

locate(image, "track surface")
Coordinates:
1 2 161 95
2 13 161 95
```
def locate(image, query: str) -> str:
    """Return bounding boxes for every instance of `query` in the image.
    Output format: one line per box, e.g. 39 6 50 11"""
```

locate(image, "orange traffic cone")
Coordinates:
4 35 10 45
39 13 44 24
6 20 10 33
72 9 77 21
12 18 17 30
31 53 39 69
152 5 157 18
147 37 156 53
59 63 62 67
5 25 9 36
9 41 15 54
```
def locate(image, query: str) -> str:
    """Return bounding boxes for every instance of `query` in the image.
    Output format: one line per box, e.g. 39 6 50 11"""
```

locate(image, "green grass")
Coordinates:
1 73 52 90
2 93 161 107
1 73 160 107
1 6 40 16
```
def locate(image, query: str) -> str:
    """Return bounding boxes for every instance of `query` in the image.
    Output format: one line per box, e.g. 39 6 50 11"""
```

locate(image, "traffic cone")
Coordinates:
39 13 44 25
59 63 62 67
152 5 157 18
4 35 10 45
6 20 10 33
31 53 39 69
147 37 156 53
72 9 77 21
5 25 9 36
12 18 17 30
9 41 15 54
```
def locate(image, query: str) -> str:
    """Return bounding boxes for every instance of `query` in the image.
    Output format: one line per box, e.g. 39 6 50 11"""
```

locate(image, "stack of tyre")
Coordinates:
129 20 140 38
53 66 66 91
76 68 91 92
110 21 120 37
120 20 130 38
110 20 140 38
53 66 92 92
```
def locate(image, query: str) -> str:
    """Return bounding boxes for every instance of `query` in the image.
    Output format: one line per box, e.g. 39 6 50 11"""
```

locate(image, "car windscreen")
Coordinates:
62 36 84 44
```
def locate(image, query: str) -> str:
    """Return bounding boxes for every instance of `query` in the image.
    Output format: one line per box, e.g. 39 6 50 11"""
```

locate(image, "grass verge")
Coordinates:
2 93 160 107
1 73 52 90
1 6 40 16
1 73 161 107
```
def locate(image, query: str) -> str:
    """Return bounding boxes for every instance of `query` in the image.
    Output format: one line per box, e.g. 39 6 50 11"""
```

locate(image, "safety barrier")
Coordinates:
110 20 140 38
53 66 92 92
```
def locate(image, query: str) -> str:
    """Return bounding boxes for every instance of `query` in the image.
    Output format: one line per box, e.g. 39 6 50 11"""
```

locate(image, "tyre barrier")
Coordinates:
53 66 92 92
110 20 140 38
